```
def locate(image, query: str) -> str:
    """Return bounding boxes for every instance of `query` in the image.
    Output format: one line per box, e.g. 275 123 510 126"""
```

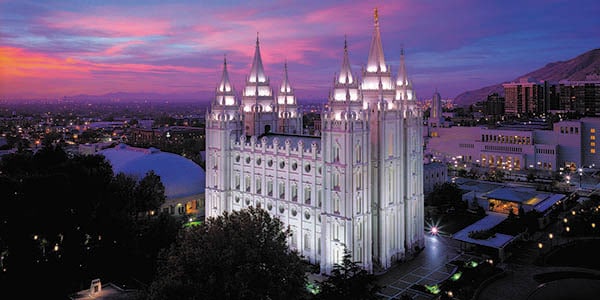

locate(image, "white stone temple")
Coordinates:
205 8 424 274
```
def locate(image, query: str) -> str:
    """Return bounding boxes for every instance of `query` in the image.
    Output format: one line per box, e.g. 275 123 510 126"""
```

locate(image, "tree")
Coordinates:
134 170 166 216
314 247 381 300
147 207 308 300
425 182 463 207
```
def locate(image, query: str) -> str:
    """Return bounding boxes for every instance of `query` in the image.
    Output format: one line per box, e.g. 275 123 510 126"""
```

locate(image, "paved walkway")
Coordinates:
375 235 482 300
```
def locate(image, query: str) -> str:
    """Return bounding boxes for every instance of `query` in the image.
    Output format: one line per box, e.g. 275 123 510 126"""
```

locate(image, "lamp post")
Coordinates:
578 168 583 188
548 233 554 248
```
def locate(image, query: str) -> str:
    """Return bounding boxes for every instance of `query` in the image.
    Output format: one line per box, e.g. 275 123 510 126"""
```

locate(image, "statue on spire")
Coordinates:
374 7 379 25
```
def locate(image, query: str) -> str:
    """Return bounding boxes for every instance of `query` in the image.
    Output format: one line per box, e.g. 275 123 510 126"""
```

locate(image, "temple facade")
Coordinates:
205 9 424 274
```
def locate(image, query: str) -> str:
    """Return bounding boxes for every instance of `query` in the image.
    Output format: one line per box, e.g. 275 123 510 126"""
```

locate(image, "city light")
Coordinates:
431 226 439 236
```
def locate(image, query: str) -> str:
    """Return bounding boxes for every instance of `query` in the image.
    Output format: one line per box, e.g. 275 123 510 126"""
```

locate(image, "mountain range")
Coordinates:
453 48 600 107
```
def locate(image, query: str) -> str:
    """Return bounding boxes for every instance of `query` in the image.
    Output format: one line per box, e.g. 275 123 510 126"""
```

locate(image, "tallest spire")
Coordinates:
366 7 386 73
249 32 267 83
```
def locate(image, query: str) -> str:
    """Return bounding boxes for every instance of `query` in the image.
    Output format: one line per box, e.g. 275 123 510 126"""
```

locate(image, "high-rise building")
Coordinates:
205 9 425 274
430 90 443 127
503 77 541 115
484 93 505 116
559 78 600 116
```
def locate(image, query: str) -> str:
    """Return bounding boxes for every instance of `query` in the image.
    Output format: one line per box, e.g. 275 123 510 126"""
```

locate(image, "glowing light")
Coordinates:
430 226 439 236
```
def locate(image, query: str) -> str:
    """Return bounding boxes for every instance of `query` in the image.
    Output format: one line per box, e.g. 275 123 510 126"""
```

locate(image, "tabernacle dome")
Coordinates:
100 143 205 218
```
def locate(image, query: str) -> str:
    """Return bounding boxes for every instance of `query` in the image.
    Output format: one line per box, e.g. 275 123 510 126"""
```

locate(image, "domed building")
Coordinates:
99 143 205 218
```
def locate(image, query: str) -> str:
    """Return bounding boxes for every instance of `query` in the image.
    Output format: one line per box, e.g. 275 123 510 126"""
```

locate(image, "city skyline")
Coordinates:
1 0 598 101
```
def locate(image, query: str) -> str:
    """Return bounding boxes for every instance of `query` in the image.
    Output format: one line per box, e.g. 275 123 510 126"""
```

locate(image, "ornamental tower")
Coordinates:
396 48 425 252
242 34 277 136
360 8 409 270
205 56 243 218
321 37 372 273
277 62 302 134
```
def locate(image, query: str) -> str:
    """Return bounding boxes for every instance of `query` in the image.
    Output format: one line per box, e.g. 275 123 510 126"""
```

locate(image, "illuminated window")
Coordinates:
592 149 596 154
592 142 596 147
592 128 596 133
592 135 596 141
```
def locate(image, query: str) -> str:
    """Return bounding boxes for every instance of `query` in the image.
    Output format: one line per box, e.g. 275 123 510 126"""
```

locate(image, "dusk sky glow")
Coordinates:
1 0 598 102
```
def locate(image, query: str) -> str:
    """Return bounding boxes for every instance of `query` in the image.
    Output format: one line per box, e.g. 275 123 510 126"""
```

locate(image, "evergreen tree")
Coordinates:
147 207 308 300
315 247 381 300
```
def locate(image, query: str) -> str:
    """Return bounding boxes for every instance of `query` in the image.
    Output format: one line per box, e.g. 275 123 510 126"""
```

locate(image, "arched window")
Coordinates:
334 196 340 213
333 144 340 162
304 233 310 250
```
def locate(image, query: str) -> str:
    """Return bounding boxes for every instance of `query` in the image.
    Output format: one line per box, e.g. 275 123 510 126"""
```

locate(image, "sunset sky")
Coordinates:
1 0 598 102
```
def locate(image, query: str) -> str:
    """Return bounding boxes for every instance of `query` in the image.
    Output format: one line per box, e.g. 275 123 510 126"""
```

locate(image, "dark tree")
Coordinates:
0 151 174 298
147 207 308 300
425 182 463 207
314 248 381 300
134 170 166 215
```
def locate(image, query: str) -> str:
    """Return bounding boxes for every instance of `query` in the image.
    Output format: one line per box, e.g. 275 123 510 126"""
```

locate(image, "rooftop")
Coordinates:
452 212 514 249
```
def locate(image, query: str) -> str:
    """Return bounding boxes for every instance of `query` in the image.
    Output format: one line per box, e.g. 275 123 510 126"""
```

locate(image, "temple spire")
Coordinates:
280 60 293 95
366 7 386 73
337 35 354 84
214 54 238 108
397 47 408 87
249 32 267 83
218 54 232 93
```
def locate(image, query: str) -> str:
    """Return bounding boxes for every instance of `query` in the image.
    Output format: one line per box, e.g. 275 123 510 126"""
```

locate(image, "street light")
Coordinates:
578 168 583 188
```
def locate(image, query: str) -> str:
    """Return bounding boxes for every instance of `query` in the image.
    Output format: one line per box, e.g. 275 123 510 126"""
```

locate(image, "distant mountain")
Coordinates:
65 91 213 103
454 48 600 107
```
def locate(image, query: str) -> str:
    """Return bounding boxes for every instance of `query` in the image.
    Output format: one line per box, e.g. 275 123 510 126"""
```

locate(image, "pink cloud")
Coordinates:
41 11 172 37
0 46 216 98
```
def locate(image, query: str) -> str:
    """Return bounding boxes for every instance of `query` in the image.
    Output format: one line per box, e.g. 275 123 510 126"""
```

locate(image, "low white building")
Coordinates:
99 143 206 218
426 117 600 172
